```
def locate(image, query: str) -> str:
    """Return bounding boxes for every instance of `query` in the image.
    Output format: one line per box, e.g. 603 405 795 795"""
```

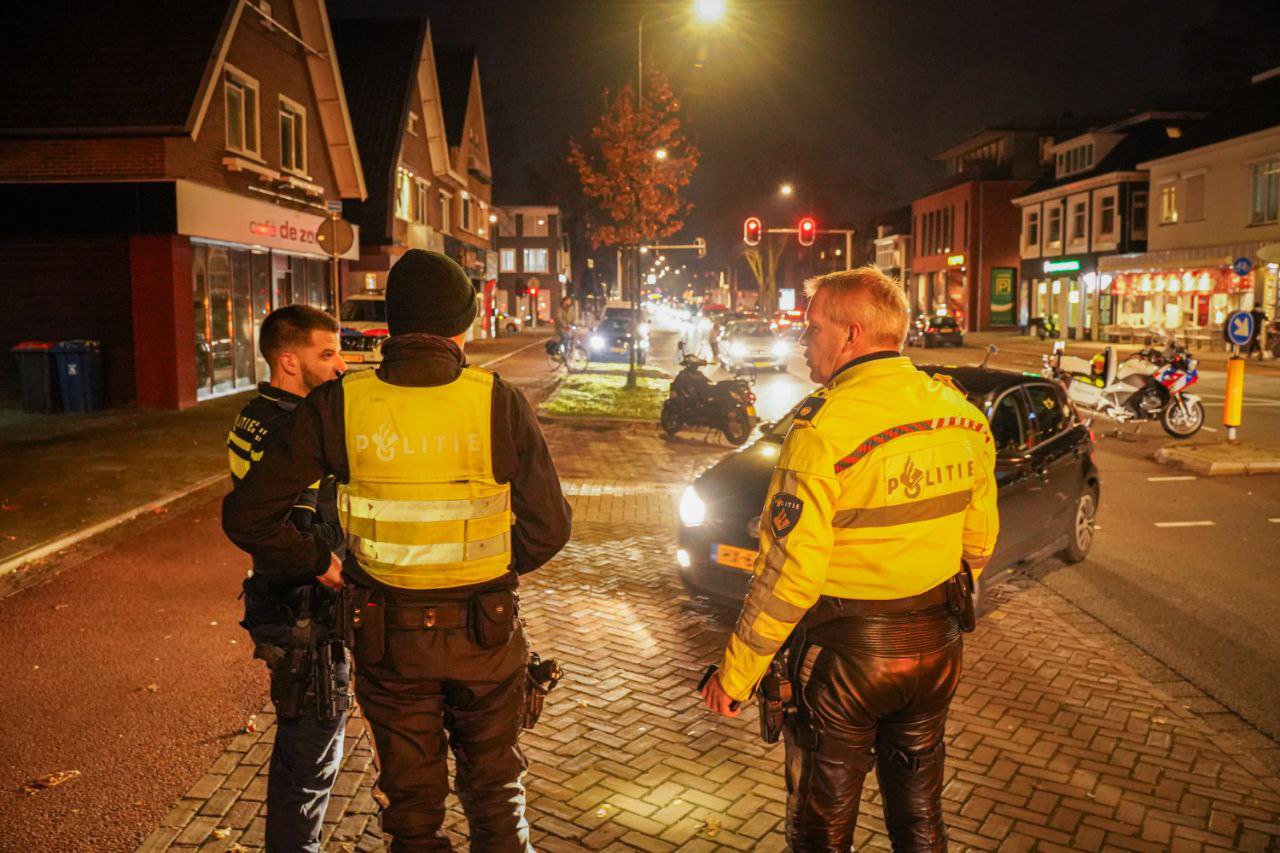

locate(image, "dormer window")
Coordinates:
1056 143 1095 177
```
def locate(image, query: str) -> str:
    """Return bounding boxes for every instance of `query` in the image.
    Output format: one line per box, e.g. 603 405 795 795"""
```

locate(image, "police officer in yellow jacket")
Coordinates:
223 250 572 852
701 267 998 852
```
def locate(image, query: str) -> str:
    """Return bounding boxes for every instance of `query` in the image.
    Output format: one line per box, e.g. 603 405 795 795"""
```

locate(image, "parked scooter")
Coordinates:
1042 341 1204 438
661 354 758 445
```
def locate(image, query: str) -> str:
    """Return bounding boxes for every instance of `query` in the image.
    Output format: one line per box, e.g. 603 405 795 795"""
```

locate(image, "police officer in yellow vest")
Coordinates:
701 267 999 852
223 249 572 852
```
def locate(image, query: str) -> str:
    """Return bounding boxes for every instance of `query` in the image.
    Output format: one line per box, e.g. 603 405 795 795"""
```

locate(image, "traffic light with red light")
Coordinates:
529 286 538 298
743 216 762 246
798 217 816 247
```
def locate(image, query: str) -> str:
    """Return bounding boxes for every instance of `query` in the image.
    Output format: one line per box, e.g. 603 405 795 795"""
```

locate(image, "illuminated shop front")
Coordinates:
1105 267 1254 330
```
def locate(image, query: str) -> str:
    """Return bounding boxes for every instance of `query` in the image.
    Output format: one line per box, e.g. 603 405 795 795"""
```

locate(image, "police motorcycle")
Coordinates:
1041 340 1204 438
661 353 758 445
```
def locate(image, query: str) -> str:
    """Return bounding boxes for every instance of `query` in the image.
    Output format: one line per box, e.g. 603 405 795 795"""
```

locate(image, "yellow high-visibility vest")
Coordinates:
338 366 511 589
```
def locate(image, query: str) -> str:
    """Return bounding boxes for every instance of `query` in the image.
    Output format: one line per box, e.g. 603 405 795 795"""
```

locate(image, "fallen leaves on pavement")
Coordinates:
21 769 80 795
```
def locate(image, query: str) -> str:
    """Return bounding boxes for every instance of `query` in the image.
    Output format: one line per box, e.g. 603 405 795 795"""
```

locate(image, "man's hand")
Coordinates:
316 553 344 590
700 671 741 718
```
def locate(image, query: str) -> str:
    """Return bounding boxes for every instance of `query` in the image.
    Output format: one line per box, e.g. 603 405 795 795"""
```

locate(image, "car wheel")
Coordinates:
505 322 519 332
1062 485 1098 563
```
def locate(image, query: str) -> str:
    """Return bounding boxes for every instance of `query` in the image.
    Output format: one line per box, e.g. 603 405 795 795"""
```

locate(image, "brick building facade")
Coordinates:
0 0 365 408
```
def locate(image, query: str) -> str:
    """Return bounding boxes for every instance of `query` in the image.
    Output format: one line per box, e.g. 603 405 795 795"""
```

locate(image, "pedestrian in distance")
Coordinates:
1249 304 1268 359
223 249 572 852
224 304 350 853
701 266 999 852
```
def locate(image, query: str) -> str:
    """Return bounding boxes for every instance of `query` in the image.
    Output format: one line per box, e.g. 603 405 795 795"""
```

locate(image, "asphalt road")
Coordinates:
657 316 1280 744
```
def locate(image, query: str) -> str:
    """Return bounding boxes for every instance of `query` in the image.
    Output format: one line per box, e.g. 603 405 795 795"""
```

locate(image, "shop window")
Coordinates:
500 248 516 273
224 67 260 157
279 97 307 175
1024 209 1040 250
1096 194 1117 240
1159 182 1178 224
523 248 549 273
1132 191 1148 240
1046 206 1062 247
1250 159 1279 225
1183 173 1205 222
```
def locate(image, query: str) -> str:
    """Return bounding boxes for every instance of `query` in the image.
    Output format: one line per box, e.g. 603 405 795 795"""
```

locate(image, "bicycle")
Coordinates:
546 327 590 373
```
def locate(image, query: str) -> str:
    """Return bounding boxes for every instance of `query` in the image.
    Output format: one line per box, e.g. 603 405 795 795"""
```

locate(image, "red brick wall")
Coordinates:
972 181 1030 330
0 138 166 182
165 3 340 200
0 236 135 405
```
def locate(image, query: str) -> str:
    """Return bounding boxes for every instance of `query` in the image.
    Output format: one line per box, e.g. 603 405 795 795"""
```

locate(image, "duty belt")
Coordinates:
386 601 469 630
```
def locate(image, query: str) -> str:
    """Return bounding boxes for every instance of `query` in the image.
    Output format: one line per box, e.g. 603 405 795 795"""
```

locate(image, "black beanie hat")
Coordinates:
385 249 477 337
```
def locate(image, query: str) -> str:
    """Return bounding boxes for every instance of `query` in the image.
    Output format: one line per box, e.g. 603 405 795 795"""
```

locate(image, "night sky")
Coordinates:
331 0 1278 269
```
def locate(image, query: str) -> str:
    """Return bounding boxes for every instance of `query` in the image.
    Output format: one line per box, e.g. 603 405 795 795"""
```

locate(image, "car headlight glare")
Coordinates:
730 342 748 358
676 548 692 568
679 485 707 527
590 335 605 351
772 340 790 357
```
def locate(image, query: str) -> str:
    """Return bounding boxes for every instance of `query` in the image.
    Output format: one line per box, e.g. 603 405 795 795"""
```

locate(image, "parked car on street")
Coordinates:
720 321 792 373
674 365 1099 606
339 293 389 367
908 315 964 348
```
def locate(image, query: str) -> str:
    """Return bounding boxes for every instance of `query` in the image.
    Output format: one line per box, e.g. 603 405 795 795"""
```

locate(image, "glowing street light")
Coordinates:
779 182 794 197
694 0 727 23
654 147 669 161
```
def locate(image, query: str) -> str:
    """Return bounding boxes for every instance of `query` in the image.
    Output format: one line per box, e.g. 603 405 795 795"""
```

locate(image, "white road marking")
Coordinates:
1201 426 1219 433
1147 476 1197 482
1153 520 1216 528
1269 518 1280 524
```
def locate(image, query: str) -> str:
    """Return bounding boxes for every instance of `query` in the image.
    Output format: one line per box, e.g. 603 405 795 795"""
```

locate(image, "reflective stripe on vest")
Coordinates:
339 366 512 590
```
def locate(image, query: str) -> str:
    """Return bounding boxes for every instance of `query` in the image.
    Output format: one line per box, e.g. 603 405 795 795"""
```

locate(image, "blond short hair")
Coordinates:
804 266 910 348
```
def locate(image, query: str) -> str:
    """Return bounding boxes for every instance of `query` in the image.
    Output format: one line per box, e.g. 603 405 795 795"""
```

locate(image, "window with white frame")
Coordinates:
394 167 414 221
1069 200 1087 244
461 195 472 232
439 191 452 232
500 248 516 272
278 97 306 174
1024 209 1040 250
1096 193 1117 240
523 248 549 273
1046 205 1062 246
1158 182 1178 224
1252 159 1280 225
415 179 428 224
1132 190 1148 240
224 68 260 157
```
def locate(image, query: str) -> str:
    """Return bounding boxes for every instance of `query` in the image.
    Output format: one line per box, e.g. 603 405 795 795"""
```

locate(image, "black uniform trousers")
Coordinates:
354 602 531 853
785 605 963 852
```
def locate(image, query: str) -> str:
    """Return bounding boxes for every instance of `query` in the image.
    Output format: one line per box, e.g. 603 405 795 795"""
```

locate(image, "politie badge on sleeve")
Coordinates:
768 493 804 538
793 396 826 424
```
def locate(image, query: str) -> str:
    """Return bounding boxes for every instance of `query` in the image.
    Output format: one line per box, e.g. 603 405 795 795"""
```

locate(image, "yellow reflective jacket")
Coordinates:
718 354 999 700
339 366 512 590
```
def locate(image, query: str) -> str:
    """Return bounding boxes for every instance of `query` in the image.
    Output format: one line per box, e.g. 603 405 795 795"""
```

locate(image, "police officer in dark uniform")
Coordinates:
225 304 350 853
223 250 572 852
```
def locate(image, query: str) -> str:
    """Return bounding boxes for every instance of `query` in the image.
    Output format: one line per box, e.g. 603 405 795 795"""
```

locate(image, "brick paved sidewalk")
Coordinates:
139 425 1280 852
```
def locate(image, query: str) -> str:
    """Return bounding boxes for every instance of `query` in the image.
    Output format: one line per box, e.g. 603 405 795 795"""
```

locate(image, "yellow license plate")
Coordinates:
345 353 364 363
713 543 758 572
746 406 756 417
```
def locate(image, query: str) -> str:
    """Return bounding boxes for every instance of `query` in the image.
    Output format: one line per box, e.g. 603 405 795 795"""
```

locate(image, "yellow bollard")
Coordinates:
1223 356 1245 442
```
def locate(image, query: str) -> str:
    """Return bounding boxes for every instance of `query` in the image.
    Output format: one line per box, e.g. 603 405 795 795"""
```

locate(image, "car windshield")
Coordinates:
340 300 385 322
731 322 774 336
600 319 630 333
933 317 958 328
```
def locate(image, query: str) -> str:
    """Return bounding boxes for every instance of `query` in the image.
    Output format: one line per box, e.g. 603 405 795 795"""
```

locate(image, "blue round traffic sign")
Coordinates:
1224 310 1254 346
1232 256 1253 277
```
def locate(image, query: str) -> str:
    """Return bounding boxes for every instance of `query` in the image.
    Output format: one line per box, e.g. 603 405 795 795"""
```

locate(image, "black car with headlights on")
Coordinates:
587 314 649 365
907 315 964 348
675 365 1100 605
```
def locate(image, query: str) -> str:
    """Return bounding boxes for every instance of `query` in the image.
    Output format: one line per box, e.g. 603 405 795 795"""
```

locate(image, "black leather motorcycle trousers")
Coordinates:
784 605 963 852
